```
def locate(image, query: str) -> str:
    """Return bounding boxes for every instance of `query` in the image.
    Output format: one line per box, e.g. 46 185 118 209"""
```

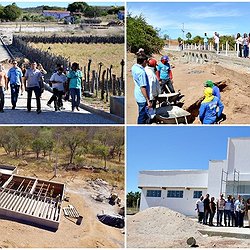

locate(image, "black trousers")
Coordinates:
27 86 41 111
48 88 64 110
0 87 4 111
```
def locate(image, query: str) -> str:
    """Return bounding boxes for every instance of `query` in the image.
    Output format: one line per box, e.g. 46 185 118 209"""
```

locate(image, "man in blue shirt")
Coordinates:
7 60 23 109
156 55 175 93
131 55 151 124
199 87 224 124
204 80 221 100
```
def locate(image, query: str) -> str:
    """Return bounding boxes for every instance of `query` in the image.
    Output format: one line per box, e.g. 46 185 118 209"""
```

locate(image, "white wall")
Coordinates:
227 138 250 174
139 170 208 189
140 187 207 216
207 160 225 198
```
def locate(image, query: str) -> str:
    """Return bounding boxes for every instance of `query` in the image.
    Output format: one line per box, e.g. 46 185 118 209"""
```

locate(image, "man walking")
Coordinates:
0 64 7 113
7 60 22 109
24 62 43 114
132 55 151 124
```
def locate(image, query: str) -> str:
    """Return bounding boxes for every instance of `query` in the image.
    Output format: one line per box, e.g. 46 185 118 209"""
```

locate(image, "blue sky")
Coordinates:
127 126 250 192
127 2 250 39
0 2 124 8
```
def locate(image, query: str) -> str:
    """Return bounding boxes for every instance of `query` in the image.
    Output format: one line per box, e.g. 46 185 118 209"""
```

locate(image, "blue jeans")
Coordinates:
137 102 148 124
224 210 231 226
243 45 249 58
10 84 20 107
217 210 224 226
70 88 81 110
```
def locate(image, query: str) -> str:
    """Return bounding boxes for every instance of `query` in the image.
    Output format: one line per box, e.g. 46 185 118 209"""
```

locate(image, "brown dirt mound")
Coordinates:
127 206 203 248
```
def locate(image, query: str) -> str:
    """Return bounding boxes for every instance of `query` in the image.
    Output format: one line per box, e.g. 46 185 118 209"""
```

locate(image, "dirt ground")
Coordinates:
127 207 250 248
0 167 124 248
127 52 250 124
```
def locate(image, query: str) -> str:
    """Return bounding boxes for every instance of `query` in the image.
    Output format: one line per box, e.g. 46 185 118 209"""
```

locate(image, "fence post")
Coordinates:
87 59 92 91
101 70 106 100
225 41 228 56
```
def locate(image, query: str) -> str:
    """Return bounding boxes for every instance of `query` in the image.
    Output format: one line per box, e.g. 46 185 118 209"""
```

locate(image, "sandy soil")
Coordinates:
127 52 250 124
0 168 124 248
127 207 250 248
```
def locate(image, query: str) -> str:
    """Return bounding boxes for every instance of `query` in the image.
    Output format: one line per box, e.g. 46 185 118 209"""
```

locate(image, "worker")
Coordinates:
204 80 221 99
156 55 175 93
145 58 161 109
199 87 224 124
131 55 152 124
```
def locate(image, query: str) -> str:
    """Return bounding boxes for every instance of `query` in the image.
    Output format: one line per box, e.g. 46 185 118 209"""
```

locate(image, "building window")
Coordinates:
193 191 202 199
167 190 183 198
146 190 161 197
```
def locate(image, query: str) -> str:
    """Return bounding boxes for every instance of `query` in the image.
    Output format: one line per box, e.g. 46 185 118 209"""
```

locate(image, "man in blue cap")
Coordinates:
156 55 175 93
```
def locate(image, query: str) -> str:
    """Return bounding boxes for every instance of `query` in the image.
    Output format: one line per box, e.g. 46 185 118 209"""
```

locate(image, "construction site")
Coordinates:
0 166 64 230
127 45 250 125
127 136 250 247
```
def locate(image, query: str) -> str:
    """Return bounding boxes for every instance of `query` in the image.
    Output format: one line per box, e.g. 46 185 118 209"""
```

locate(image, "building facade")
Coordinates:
139 138 250 216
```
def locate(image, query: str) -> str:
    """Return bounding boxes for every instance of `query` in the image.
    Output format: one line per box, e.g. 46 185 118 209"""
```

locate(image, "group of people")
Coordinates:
236 33 250 58
132 50 175 124
196 194 250 228
0 59 83 114
131 49 225 125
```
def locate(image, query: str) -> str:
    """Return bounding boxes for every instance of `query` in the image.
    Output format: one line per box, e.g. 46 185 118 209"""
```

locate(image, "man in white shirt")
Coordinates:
196 195 204 223
47 66 67 111
214 32 219 52
145 58 161 109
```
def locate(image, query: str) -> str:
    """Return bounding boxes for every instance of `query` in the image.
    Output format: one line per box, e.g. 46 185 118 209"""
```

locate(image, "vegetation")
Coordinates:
127 191 141 214
0 3 22 21
29 43 124 76
127 14 165 55
0 126 124 167
182 33 237 50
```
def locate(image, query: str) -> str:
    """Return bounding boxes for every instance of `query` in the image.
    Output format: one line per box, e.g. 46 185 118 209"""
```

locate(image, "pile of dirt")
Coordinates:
127 206 203 248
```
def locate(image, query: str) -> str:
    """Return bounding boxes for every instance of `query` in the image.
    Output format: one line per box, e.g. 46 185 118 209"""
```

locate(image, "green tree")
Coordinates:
92 143 109 168
32 139 43 159
62 129 87 164
3 3 22 21
67 2 89 13
127 191 141 208
127 14 164 55
186 32 192 42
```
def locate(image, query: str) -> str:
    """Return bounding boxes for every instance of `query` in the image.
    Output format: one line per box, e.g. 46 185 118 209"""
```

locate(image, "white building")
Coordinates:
139 137 250 216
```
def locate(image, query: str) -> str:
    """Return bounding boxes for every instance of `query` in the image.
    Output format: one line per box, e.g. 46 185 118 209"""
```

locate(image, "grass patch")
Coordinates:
28 42 124 76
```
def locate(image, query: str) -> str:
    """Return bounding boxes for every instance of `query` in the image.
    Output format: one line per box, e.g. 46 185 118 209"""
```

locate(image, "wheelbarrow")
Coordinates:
156 92 185 107
155 105 191 124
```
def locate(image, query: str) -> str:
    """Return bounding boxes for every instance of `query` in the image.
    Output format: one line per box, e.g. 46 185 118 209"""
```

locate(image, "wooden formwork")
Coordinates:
0 165 17 175
0 174 64 230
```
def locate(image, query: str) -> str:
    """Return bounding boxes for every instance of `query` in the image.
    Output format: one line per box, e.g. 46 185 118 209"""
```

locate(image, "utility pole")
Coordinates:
181 23 185 49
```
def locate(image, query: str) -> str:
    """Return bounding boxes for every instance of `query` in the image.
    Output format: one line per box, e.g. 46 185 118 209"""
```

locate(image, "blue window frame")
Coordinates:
167 190 183 198
146 190 161 197
193 191 202 199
